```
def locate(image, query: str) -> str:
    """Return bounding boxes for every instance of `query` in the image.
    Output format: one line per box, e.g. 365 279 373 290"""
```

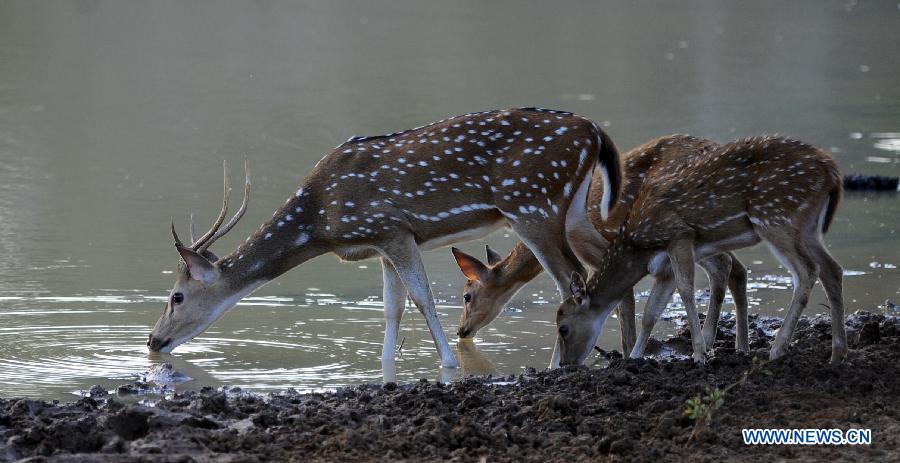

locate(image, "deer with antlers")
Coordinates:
450 135 750 356
555 136 846 366
147 108 621 371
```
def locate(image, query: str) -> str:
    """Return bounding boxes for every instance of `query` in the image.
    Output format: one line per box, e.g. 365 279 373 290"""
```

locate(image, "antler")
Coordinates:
197 160 251 253
191 161 231 251
171 160 251 254
171 217 184 248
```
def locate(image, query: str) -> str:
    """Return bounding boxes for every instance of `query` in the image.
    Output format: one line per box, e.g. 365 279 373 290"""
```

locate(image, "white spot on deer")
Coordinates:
264 233 273 240
563 182 573 197
543 136 553 142
501 179 515 186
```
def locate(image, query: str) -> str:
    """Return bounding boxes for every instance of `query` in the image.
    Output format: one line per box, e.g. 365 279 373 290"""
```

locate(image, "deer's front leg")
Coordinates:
380 238 459 369
727 253 750 352
381 258 408 371
616 290 637 355
631 272 676 358
668 240 706 364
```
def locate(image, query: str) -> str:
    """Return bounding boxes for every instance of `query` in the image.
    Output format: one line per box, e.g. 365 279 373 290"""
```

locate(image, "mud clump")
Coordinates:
1 311 899 461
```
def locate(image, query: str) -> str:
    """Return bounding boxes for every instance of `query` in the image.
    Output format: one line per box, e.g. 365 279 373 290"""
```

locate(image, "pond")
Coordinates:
0 0 898 400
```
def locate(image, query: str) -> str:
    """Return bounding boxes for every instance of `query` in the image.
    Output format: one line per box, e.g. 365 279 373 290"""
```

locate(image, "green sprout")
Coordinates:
683 356 772 445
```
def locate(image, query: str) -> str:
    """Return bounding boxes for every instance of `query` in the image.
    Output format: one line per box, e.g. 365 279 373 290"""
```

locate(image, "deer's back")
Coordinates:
590 134 718 239
625 136 842 246
294 108 606 246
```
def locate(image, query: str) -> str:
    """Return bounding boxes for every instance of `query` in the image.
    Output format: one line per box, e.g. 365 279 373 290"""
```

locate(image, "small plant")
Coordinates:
683 357 772 444
684 386 725 442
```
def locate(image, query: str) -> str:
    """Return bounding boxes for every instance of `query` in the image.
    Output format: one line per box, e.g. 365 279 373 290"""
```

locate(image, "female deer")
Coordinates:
451 136 750 356
555 136 845 365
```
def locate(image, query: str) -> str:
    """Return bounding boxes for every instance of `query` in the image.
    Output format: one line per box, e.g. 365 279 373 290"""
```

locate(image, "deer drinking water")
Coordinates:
451 136 750 356
147 108 621 372
555 136 846 366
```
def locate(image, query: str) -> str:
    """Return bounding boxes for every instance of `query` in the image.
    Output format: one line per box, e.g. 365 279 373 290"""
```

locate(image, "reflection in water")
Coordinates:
0 1 898 399
456 339 498 377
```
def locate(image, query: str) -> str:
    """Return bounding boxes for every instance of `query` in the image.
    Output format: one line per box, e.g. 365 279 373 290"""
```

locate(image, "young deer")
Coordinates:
147 108 621 371
450 136 749 356
555 136 845 366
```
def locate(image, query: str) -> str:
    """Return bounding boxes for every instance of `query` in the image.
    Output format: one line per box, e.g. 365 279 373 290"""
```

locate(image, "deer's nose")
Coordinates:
457 327 471 338
147 336 171 352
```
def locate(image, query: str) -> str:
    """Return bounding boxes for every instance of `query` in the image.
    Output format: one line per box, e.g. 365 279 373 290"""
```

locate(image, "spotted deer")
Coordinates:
451 136 749 357
555 136 845 366
147 107 621 371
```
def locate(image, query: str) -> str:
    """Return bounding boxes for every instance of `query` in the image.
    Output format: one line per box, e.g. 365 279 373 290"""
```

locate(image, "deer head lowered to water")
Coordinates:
148 107 622 372
451 135 751 357
555 136 846 366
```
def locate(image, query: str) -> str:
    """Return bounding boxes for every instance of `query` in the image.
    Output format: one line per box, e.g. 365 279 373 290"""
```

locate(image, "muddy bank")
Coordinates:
2 311 899 462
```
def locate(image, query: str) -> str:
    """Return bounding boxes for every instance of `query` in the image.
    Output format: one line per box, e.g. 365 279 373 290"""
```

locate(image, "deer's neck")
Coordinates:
497 241 545 285
587 239 654 315
216 189 328 286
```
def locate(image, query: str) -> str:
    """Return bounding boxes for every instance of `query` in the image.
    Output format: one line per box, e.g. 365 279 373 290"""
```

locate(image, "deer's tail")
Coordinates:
821 186 841 235
594 126 622 220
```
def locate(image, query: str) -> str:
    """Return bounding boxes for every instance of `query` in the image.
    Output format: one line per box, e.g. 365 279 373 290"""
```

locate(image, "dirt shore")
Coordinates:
2 310 898 462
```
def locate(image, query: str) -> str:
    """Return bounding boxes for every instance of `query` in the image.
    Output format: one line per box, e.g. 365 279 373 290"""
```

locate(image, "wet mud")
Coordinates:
2 310 898 462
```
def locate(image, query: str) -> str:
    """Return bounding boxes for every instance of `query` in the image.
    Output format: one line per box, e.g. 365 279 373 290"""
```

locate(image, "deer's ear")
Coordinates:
485 245 503 266
569 271 587 303
452 247 489 282
176 245 218 282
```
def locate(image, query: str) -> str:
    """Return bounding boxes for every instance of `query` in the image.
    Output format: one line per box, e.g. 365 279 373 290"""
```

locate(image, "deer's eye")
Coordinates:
558 325 569 337
463 293 472 303
171 292 184 305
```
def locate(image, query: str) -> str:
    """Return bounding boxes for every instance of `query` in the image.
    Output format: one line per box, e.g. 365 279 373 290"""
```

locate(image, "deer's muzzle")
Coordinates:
147 335 172 352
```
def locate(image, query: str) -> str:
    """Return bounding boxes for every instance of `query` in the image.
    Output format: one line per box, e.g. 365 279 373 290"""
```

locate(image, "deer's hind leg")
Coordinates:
804 210 847 363
756 226 818 361
806 241 846 364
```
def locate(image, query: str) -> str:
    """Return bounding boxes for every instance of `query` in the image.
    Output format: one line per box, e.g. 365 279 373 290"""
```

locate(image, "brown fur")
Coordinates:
555 136 846 366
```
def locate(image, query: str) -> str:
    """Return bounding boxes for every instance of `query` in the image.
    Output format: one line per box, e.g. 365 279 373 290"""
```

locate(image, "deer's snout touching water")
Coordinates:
149 108 622 372
453 135 751 359
555 136 845 366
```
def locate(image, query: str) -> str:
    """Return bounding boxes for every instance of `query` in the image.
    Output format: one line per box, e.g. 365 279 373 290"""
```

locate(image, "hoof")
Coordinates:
769 347 787 361
829 348 847 365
